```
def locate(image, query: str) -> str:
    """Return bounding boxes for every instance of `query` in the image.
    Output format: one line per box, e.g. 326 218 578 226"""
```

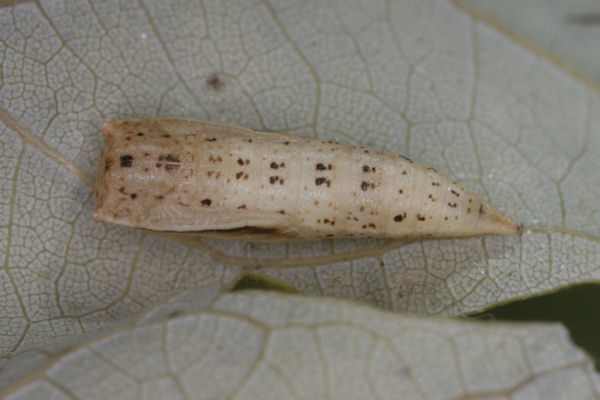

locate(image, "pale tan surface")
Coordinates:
95 118 519 240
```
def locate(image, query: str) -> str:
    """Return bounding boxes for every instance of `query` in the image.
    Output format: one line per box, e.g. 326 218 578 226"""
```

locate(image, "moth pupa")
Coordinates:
94 118 521 242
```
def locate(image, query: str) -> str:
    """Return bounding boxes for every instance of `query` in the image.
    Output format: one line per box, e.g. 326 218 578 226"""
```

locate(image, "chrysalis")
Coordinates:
94 118 521 241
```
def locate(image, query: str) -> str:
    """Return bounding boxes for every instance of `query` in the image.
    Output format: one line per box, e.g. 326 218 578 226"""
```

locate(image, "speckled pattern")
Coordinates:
94 118 521 241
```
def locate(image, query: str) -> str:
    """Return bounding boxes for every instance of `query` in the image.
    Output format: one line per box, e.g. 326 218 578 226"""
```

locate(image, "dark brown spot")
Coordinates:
398 189 403 194
284 141 290 145
270 176 278 184
479 205 485 215
417 214 426 221
236 171 243 179
316 163 327 171
368 223 376 228
104 160 112 172
467 207 471 214
328 164 332 170
237 158 244 165
144 152 149 156
205 137 217 142
270 162 279 169
130 193 137 200
316 177 326 185
448 203 457 208
120 155 133 167
137 132 144 136
119 187 126 194
363 165 370 172
237 204 247 209
451 189 460 197
394 213 406 222
243 174 249 180
206 72 225 91
278 210 286 215
165 164 180 172
361 181 369 191
402 170 407 175
166 154 180 163
156 195 165 200
432 182 440 187
201 199 212 206
162 134 171 138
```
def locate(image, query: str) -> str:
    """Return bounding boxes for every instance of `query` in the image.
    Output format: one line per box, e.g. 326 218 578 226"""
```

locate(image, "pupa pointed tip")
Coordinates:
475 201 522 236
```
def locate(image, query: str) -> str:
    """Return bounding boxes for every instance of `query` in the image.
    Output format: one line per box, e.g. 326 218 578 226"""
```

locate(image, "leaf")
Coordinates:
2 291 599 399
229 271 299 294
454 0 600 88
0 284 224 389
1 0 600 364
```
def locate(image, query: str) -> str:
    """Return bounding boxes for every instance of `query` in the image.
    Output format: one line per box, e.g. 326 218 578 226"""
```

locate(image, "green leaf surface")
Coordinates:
1 0 600 389
229 271 299 294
